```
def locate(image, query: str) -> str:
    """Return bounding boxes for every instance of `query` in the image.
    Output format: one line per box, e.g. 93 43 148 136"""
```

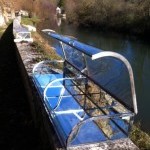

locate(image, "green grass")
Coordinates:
30 40 56 60
21 16 40 26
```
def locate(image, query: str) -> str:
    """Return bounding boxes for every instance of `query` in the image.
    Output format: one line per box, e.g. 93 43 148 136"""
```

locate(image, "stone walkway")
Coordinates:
0 24 41 150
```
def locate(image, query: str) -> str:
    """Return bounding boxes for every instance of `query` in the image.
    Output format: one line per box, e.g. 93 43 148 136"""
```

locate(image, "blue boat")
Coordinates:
32 29 138 148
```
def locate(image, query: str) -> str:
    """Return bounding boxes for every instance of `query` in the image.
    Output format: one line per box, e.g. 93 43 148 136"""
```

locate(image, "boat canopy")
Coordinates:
31 29 138 147
42 29 137 114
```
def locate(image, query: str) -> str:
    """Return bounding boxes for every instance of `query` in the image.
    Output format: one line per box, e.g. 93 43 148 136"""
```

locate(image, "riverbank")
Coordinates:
32 32 61 60
64 0 150 36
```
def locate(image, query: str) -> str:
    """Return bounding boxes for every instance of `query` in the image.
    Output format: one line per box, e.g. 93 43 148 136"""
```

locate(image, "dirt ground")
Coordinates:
0 24 42 150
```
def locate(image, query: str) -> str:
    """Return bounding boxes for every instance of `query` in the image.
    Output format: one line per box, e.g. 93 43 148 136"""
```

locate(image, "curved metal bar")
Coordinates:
42 29 56 33
59 41 67 59
92 51 138 115
66 112 134 147
32 59 64 74
44 77 73 101
44 77 86 109
42 30 137 115
54 87 65 110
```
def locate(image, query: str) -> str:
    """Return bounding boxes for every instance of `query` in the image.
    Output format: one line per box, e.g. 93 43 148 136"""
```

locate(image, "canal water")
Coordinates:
38 18 150 133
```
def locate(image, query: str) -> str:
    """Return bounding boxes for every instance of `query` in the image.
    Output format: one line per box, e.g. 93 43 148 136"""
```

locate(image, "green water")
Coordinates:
39 19 150 133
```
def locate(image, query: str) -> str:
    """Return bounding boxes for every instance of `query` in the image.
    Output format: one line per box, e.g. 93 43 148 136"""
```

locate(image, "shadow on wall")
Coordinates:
0 23 14 45
0 23 42 150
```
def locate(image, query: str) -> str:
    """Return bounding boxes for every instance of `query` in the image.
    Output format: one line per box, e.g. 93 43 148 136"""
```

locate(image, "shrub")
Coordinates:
65 0 150 35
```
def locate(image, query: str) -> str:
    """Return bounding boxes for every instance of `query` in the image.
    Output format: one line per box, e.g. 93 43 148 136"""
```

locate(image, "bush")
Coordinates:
65 0 150 35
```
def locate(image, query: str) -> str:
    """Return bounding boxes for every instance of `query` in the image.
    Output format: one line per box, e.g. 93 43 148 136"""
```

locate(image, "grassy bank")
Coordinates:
12 16 60 61
32 32 61 60
65 0 150 36
21 16 40 26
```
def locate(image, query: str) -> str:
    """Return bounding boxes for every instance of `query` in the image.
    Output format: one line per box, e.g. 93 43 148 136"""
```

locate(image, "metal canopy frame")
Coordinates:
31 29 138 148
42 29 137 114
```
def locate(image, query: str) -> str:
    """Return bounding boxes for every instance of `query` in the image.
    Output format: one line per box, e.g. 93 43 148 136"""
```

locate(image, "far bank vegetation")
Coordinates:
65 0 150 35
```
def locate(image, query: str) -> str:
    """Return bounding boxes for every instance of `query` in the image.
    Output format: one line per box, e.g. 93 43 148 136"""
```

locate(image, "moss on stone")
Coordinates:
21 16 40 26
130 123 150 150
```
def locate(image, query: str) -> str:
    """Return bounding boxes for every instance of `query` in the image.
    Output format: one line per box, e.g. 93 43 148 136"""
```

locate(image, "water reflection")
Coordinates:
56 17 62 26
38 20 150 133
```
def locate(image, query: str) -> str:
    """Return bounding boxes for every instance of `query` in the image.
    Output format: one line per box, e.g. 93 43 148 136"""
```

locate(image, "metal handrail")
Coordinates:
32 60 64 74
42 30 138 115
92 51 137 114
